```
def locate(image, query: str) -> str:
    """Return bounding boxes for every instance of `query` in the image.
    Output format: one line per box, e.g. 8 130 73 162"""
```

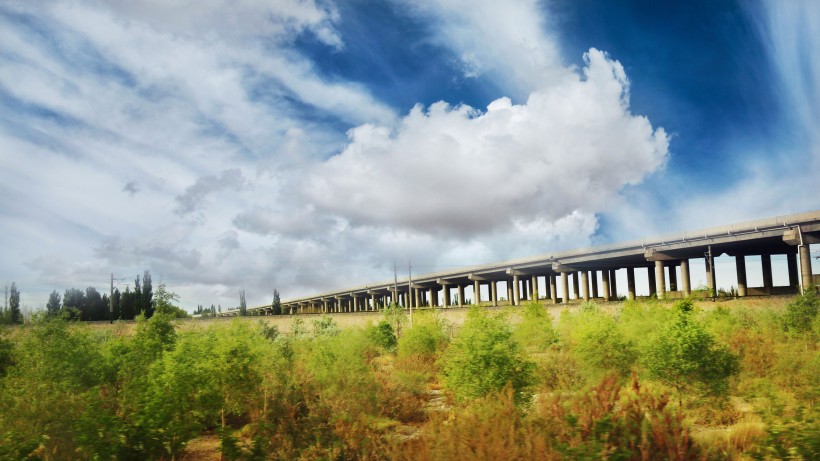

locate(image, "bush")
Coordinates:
644 309 739 405
559 304 637 380
367 320 398 352
783 290 819 333
513 301 558 351
441 309 533 402
398 321 446 359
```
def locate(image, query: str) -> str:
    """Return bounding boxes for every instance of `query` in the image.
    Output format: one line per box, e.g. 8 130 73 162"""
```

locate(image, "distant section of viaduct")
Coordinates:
225 210 820 316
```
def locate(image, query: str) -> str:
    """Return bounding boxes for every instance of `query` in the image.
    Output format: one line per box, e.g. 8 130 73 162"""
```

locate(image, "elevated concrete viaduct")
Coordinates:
224 211 820 316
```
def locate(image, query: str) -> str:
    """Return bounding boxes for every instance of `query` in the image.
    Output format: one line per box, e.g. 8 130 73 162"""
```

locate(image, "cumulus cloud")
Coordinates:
308 49 669 236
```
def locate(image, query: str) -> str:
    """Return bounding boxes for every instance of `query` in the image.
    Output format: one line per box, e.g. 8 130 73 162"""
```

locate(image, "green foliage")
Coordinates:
513 301 558 350
381 302 408 337
783 290 819 333
442 308 533 402
257 320 279 341
0 334 12 378
46 289 61 316
8 282 21 324
560 303 637 379
397 318 446 359
644 307 739 403
271 289 282 315
367 320 398 352
312 315 339 337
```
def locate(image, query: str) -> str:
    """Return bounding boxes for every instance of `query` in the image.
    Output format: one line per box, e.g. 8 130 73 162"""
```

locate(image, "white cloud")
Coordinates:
307 49 668 237
396 0 565 97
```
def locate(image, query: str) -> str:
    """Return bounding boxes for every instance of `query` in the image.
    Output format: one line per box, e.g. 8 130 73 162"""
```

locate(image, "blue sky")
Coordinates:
0 0 818 310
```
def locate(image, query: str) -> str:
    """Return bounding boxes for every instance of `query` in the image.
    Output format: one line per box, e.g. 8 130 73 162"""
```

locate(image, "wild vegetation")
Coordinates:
0 293 817 460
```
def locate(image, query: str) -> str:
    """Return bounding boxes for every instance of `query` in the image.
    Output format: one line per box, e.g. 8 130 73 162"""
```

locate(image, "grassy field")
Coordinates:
0 294 816 460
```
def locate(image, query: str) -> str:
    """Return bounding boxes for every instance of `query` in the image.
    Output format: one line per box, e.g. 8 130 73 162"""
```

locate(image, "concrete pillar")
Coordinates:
572 272 580 300
736 256 747 297
668 265 677 292
610 269 618 299
531 276 538 299
491 281 498 306
507 282 513 305
581 271 590 301
761 254 773 293
429 287 436 307
680 259 691 297
550 275 558 304
458 285 465 307
513 275 520 306
787 252 799 289
602 270 611 302
414 289 420 308
648 267 657 297
443 285 450 308
626 267 636 300
591 271 599 299
655 261 666 299
800 244 814 294
705 255 717 298
474 280 480 305
522 278 529 301
561 272 569 303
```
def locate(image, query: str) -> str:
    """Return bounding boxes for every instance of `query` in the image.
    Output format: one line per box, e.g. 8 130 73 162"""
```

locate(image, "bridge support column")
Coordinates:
429 287 436 307
561 272 569 303
458 285 465 307
443 285 450 308
591 271 598 299
550 275 558 303
521 278 528 301
473 280 480 305
414 289 420 309
736 256 747 297
610 269 618 299
761 254 773 293
491 281 498 306
800 244 814 294
581 271 590 301
668 265 677 292
572 272 580 301
602 270 611 302
507 281 513 305
705 255 716 298
680 259 691 297
648 266 657 297
531 276 538 299
788 252 799 289
513 275 520 306
655 261 666 299
626 267 636 300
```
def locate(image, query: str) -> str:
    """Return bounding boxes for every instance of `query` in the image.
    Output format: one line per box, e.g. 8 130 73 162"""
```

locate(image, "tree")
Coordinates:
8 282 21 324
644 300 739 406
239 290 247 316
442 308 533 402
46 290 62 316
271 289 282 315
142 271 153 317
153 281 187 318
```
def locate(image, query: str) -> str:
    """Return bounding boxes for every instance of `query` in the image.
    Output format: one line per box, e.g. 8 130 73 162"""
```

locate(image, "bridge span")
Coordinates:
227 210 820 316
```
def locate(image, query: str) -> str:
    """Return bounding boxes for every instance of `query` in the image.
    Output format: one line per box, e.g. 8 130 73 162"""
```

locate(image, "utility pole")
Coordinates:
408 260 413 328
393 262 398 307
110 273 114 324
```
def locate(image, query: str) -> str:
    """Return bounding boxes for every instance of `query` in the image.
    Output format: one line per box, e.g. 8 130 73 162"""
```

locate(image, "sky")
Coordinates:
1 0 818 311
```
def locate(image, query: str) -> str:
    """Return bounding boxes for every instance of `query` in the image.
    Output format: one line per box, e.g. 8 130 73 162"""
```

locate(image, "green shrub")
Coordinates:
442 308 533 402
644 309 739 405
783 290 819 333
367 320 398 352
513 301 558 351
560 304 637 380
398 321 446 359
